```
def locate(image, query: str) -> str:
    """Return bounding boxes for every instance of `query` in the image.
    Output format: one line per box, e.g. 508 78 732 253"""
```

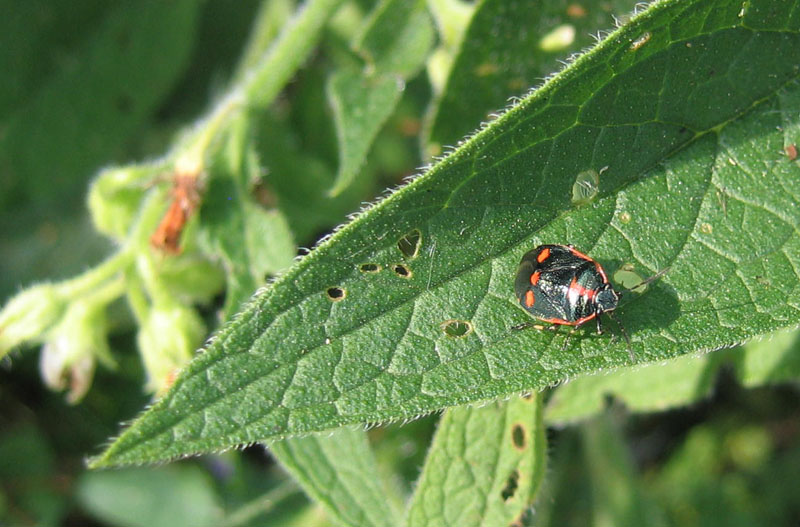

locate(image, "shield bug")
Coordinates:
513 244 668 358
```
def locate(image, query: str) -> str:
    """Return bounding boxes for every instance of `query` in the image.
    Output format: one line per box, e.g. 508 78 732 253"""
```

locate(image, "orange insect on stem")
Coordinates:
150 173 203 254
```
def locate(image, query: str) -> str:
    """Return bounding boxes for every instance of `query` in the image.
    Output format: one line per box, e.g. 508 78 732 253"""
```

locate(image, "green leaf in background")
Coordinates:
92 0 800 468
0 1 199 211
0 1 112 117
270 428 402 527
734 327 800 387
77 465 222 527
650 419 798 526
328 0 434 195
546 351 727 424
0 424 64 526
258 109 373 244
547 324 800 424
406 395 545 527
582 414 666 527
200 118 295 321
424 0 638 153
328 71 407 194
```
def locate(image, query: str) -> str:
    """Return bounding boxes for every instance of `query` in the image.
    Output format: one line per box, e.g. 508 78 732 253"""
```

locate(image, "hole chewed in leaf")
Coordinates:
613 268 644 292
397 229 421 259
571 169 600 206
392 264 412 278
326 287 346 301
441 319 473 338
511 423 526 450
359 263 381 273
501 469 520 502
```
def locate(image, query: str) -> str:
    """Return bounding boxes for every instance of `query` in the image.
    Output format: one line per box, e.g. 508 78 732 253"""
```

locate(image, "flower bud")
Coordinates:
39 299 113 404
88 165 151 241
0 284 66 357
137 303 206 394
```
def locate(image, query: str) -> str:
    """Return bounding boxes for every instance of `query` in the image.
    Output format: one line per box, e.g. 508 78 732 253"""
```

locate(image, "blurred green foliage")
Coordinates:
1 1 799 526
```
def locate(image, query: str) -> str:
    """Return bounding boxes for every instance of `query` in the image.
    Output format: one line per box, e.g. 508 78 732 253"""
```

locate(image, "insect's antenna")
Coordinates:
621 266 672 295
606 311 634 361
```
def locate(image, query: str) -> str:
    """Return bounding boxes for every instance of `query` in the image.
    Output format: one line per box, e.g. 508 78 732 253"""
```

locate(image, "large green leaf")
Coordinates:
424 0 639 152
406 395 545 527
92 0 800 467
327 0 434 195
270 428 401 527
77 465 222 527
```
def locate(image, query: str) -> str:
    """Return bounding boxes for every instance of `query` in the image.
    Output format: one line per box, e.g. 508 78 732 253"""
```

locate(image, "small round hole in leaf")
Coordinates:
511 423 526 450
613 268 645 292
393 264 412 278
359 263 381 273
326 287 346 301
397 229 421 259
501 470 520 502
441 319 472 338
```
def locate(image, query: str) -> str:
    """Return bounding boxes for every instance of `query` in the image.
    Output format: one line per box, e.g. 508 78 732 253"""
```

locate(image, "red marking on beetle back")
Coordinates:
568 276 597 300
594 262 608 281
525 290 535 307
530 271 541 285
537 248 551 263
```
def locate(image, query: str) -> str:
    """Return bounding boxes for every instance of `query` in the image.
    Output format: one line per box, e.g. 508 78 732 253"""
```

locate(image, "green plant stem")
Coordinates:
233 0 294 81
59 248 132 301
87 274 127 307
241 0 345 108
124 272 150 324
108 0 348 326
174 0 345 174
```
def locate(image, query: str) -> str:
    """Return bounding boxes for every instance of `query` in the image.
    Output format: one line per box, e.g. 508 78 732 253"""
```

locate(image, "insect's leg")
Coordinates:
606 312 633 360
624 266 671 293
512 322 559 332
560 325 578 351
595 315 603 335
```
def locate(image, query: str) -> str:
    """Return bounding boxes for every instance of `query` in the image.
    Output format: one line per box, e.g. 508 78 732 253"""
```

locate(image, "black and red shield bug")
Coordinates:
513 244 668 359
